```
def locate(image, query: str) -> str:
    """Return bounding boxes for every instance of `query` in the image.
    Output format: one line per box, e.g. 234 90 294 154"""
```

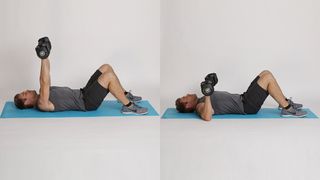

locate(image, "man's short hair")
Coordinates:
175 98 195 113
14 94 33 109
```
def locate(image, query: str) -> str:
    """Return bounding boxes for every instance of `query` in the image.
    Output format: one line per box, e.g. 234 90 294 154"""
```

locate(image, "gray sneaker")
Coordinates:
125 91 142 102
278 97 303 110
281 106 307 118
121 103 148 115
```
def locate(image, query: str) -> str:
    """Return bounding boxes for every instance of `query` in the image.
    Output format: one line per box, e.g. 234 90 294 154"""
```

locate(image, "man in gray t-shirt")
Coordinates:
197 91 245 115
175 71 307 121
13 37 148 115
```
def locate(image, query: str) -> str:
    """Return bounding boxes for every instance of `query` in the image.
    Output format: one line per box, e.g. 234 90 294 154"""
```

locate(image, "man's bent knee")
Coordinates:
99 64 113 73
97 72 116 87
257 72 275 89
259 70 272 77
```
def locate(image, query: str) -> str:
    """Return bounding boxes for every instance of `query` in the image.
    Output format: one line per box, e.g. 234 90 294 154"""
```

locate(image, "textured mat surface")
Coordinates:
1 100 158 118
162 108 318 120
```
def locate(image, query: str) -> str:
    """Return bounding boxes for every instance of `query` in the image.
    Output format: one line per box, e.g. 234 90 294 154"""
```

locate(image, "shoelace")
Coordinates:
128 103 144 113
127 91 142 101
126 90 136 99
288 97 301 107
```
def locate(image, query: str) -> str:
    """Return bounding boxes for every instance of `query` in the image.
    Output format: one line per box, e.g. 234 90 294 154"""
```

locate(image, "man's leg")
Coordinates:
96 68 148 114
257 70 289 108
97 64 143 103
98 64 126 93
97 70 130 106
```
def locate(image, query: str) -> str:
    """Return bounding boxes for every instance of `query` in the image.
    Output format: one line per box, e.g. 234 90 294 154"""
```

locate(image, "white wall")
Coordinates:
0 0 159 105
161 0 320 111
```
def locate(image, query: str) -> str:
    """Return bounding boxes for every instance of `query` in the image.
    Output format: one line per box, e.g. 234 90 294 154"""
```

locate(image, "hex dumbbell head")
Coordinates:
205 73 218 86
35 36 51 59
201 81 214 96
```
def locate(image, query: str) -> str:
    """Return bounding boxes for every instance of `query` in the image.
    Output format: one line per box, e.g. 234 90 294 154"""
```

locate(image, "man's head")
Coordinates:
175 94 198 113
14 90 38 109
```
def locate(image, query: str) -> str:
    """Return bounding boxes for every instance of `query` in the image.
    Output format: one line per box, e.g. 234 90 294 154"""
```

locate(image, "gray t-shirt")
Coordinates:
198 91 245 115
48 86 86 111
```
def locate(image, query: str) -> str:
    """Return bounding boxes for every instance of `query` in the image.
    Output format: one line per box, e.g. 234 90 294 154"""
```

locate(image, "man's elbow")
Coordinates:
37 102 50 112
201 114 212 121
37 101 45 109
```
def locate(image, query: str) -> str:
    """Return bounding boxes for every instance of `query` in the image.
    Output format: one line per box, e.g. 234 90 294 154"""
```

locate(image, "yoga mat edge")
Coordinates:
1 100 158 118
161 108 318 120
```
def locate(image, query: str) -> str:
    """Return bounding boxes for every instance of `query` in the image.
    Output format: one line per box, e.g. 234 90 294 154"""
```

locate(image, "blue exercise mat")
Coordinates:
1 100 158 118
162 108 318 120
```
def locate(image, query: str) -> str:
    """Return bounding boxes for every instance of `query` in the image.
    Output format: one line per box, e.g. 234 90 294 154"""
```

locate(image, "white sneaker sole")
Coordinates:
281 114 307 118
121 111 149 115
278 107 303 110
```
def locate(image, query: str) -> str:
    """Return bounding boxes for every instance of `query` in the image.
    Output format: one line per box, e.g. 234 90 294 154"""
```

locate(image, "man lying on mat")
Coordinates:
13 37 148 115
175 71 307 121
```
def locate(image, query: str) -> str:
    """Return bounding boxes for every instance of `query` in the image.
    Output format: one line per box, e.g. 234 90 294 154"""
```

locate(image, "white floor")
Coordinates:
1 96 320 180
161 101 320 180
0 94 160 180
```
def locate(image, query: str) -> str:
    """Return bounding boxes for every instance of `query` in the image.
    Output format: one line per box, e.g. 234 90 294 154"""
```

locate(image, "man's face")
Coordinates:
19 90 37 105
179 94 197 109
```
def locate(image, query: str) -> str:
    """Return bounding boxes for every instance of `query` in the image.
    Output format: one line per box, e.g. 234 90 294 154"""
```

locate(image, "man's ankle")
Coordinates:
125 101 132 107
284 103 291 110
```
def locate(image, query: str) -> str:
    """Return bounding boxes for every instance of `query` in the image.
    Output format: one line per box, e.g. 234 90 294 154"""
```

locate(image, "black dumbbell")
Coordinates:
205 73 218 86
201 73 218 96
201 80 214 96
35 37 51 59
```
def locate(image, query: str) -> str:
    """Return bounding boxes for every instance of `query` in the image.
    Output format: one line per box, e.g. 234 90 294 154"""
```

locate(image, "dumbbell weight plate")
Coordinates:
204 88 211 94
39 51 46 57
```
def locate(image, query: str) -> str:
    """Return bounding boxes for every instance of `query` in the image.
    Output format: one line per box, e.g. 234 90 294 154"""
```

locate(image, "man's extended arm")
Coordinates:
196 96 214 121
37 59 54 111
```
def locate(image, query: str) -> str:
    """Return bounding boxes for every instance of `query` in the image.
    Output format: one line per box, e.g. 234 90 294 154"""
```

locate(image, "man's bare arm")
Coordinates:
196 96 214 121
37 59 54 111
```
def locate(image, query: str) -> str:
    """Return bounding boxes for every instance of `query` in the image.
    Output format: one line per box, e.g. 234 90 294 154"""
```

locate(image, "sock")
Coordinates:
125 101 132 107
284 104 291 110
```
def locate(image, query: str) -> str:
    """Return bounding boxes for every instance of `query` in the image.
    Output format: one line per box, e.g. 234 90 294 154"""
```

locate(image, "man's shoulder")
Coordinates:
36 99 55 112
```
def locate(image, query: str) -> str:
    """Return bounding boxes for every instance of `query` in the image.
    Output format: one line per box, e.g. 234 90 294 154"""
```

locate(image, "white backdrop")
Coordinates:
0 0 160 107
0 1 160 180
161 0 320 112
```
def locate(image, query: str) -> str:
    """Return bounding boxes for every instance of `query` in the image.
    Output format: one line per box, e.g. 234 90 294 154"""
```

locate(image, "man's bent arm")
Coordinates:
37 59 54 111
196 96 214 121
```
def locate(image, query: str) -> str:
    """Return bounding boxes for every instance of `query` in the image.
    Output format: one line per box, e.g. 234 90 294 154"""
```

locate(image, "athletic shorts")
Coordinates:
81 70 109 111
241 76 269 114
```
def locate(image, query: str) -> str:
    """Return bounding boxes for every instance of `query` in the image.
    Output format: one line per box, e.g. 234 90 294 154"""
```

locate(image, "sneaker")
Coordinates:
125 91 142 102
280 106 307 118
121 103 148 115
278 97 303 110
